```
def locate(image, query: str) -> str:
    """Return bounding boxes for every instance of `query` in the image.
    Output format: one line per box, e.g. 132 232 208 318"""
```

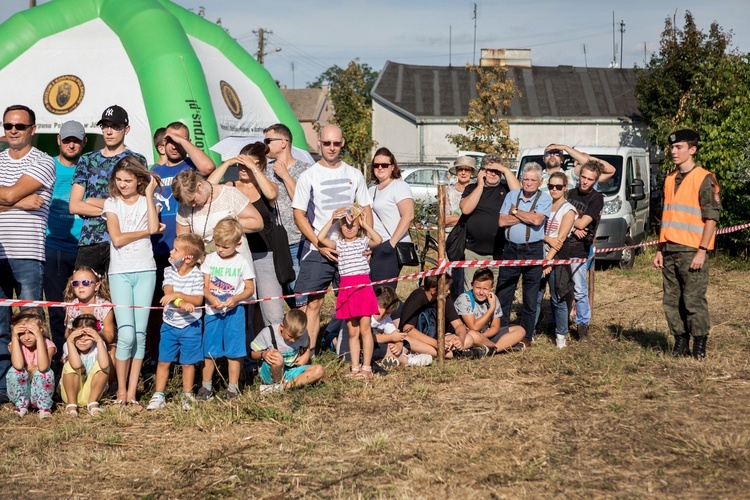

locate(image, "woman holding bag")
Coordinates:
368 147 415 289
206 142 286 328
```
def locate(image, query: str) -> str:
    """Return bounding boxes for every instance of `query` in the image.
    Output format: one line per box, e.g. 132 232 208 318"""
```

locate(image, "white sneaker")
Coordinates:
260 383 285 396
406 353 433 367
146 393 166 410
181 392 196 411
556 334 567 349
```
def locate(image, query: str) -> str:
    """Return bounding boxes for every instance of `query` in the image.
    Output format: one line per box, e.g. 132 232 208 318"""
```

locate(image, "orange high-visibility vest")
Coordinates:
660 166 718 249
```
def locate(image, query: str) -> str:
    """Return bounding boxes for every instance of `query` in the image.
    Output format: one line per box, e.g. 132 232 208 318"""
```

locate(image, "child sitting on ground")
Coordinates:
61 314 110 417
7 310 56 418
198 217 255 401
250 309 324 395
147 233 206 411
454 268 526 353
373 286 432 368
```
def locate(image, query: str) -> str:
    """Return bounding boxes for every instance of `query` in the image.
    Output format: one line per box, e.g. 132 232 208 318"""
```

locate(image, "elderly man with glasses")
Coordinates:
496 162 553 345
458 154 520 290
0 104 56 402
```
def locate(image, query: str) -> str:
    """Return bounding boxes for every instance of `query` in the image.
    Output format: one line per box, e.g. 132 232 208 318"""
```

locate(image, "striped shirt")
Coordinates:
162 265 204 328
0 147 55 260
335 236 371 277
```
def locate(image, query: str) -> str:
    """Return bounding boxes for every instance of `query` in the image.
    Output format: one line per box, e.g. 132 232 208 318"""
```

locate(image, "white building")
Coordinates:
372 57 647 164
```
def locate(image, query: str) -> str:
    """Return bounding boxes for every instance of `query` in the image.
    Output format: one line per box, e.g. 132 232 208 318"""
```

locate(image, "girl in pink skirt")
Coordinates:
318 207 382 378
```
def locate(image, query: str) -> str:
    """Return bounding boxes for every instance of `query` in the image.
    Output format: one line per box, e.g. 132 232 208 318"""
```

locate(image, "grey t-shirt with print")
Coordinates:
272 159 310 245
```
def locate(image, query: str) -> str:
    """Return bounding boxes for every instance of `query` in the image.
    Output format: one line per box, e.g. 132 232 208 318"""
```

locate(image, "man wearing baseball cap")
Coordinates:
69 105 146 274
653 129 721 360
45 120 88 359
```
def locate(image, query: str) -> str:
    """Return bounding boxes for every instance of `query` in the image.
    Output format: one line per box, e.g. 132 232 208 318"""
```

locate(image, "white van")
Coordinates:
517 146 650 268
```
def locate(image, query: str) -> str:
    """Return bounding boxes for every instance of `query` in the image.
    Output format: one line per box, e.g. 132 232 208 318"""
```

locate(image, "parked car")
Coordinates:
400 163 449 203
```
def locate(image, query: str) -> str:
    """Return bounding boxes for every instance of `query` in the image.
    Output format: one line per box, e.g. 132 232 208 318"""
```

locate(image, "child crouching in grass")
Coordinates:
373 286 432 368
250 309 324 395
61 314 110 417
147 233 206 411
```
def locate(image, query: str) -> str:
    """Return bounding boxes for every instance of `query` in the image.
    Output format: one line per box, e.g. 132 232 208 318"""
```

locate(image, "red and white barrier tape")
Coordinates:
2 223 747 309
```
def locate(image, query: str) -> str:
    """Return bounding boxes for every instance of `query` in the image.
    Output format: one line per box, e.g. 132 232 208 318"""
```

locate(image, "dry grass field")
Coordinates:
1 249 749 498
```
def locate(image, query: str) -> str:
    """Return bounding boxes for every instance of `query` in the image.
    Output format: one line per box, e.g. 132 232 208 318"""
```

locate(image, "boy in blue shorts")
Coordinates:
250 309 324 395
147 233 206 410
198 218 255 401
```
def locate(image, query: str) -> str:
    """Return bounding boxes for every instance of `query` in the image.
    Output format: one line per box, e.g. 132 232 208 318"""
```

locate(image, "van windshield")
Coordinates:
519 154 623 195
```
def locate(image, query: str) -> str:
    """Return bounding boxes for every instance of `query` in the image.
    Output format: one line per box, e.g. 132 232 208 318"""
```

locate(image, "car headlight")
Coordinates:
602 195 622 215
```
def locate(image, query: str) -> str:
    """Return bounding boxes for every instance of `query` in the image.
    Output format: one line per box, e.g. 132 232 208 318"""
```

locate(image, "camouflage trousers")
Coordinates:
662 250 710 338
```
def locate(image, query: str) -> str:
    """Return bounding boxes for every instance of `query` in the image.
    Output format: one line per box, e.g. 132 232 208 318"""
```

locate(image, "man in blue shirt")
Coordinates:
497 162 552 344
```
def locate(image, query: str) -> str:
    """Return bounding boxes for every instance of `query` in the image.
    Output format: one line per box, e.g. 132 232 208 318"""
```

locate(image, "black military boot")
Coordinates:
692 336 707 360
577 323 590 342
671 334 691 357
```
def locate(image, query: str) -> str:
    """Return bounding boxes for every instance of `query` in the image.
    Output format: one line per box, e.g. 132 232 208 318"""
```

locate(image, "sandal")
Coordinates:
356 366 373 379
344 365 362 378
87 402 104 417
128 400 143 411
65 404 79 417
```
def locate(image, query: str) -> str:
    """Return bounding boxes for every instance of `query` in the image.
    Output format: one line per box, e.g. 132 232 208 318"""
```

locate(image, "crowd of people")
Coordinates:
0 102 719 418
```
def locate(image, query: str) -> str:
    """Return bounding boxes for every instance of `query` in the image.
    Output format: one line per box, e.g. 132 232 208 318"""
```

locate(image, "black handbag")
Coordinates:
395 241 419 267
445 218 468 261
270 203 295 285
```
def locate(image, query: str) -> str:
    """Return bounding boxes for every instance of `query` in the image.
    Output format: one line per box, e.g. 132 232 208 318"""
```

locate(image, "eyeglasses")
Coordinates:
321 140 343 147
70 280 95 287
484 169 501 175
263 137 285 145
3 123 32 131
372 163 392 169
455 167 473 173
100 124 125 131
544 151 561 157
548 184 565 191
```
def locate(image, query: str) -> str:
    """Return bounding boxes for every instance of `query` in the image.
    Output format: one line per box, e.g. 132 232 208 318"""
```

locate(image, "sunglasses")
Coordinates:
70 280 95 287
544 151 562 157
548 184 565 191
484 169 501 175
3 123 32 131
372 163 392 169
263 137 285 144
321 140 343 147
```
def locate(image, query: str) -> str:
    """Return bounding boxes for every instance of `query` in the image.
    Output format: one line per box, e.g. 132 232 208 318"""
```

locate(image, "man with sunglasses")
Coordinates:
45 121 88 360
459 153 520 289
497 162 552 345
70 105 145 276
541 144 616 192
0 104 56 401
264 123 311 306
292 124 372 353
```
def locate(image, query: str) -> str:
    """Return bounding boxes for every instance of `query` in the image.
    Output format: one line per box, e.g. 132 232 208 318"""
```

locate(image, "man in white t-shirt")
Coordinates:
292 125 373 352
0 104 56 401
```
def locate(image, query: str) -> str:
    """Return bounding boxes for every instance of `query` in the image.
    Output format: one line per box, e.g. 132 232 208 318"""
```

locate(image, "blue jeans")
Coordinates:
0 259 44 400
571 262 591 325
44 247 78 361
535 270 569 336
496 242 544 343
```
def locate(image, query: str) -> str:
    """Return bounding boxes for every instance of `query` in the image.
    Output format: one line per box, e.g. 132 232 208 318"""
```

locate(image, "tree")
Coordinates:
635 11 750 249
308 63 379 107
324 60 376 172
446 64 519 159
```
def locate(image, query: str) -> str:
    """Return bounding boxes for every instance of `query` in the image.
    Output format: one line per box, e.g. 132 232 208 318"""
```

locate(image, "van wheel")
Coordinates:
619 237 635 269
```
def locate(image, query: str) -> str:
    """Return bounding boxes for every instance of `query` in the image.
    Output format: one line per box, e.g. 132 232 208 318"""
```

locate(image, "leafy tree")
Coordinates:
446 64 519 159
324 60 376 172
635 11 750 249
308 63 379 107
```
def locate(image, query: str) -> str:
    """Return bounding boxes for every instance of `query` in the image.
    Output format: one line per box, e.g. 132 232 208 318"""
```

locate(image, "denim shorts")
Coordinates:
203 306 246 359
159 321 203 365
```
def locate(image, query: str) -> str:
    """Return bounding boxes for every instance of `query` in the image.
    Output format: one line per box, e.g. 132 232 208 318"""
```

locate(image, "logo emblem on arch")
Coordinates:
43 75 85 115
220 80 243 120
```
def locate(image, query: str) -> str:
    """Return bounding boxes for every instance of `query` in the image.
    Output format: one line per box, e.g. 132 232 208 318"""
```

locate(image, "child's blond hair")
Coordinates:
12 309 49 339
282 309 307 340
174 233 206 264
213 217 243 247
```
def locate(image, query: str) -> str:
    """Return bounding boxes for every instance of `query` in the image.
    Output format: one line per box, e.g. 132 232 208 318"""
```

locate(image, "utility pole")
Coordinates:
472 4 477 65
619 20 626 69
253 28 280 66
583 44 588 68
643 42 647 66
611 12 616 68
449 25 452 67
291 62 295 89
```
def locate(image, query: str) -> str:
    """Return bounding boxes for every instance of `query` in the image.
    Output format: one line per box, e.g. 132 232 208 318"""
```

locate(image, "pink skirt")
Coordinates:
336 274 380 320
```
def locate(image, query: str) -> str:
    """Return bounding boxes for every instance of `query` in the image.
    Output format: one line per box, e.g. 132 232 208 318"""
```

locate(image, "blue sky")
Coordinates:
1 0 748 88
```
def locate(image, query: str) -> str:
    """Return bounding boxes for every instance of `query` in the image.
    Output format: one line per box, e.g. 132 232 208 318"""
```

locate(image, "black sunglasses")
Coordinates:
3 123 32 131
263 138 285 144
548 184 565 191
544 151 562 157
372 163 392 169
321 140 343 147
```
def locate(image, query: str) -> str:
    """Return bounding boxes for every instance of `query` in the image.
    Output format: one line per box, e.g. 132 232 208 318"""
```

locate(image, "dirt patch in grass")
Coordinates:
2 251 749 498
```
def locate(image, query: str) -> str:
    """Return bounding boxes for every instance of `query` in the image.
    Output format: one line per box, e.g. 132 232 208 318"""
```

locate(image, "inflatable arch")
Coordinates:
0 0 306 162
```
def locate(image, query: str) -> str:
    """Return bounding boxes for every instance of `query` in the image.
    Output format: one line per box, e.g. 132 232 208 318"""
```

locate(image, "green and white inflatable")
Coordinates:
0 0 306 162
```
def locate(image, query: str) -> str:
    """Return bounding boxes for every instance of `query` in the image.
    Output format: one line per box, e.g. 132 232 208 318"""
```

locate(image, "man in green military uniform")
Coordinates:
653 129 721 359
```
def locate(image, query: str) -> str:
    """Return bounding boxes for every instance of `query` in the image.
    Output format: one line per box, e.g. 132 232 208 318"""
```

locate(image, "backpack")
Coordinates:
416 307 438 339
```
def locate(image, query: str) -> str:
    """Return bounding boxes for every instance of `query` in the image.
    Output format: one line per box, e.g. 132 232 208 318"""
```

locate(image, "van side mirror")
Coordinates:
629 178 646 201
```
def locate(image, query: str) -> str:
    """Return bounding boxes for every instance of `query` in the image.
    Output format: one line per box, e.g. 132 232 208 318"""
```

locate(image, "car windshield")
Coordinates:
519 154 623 195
